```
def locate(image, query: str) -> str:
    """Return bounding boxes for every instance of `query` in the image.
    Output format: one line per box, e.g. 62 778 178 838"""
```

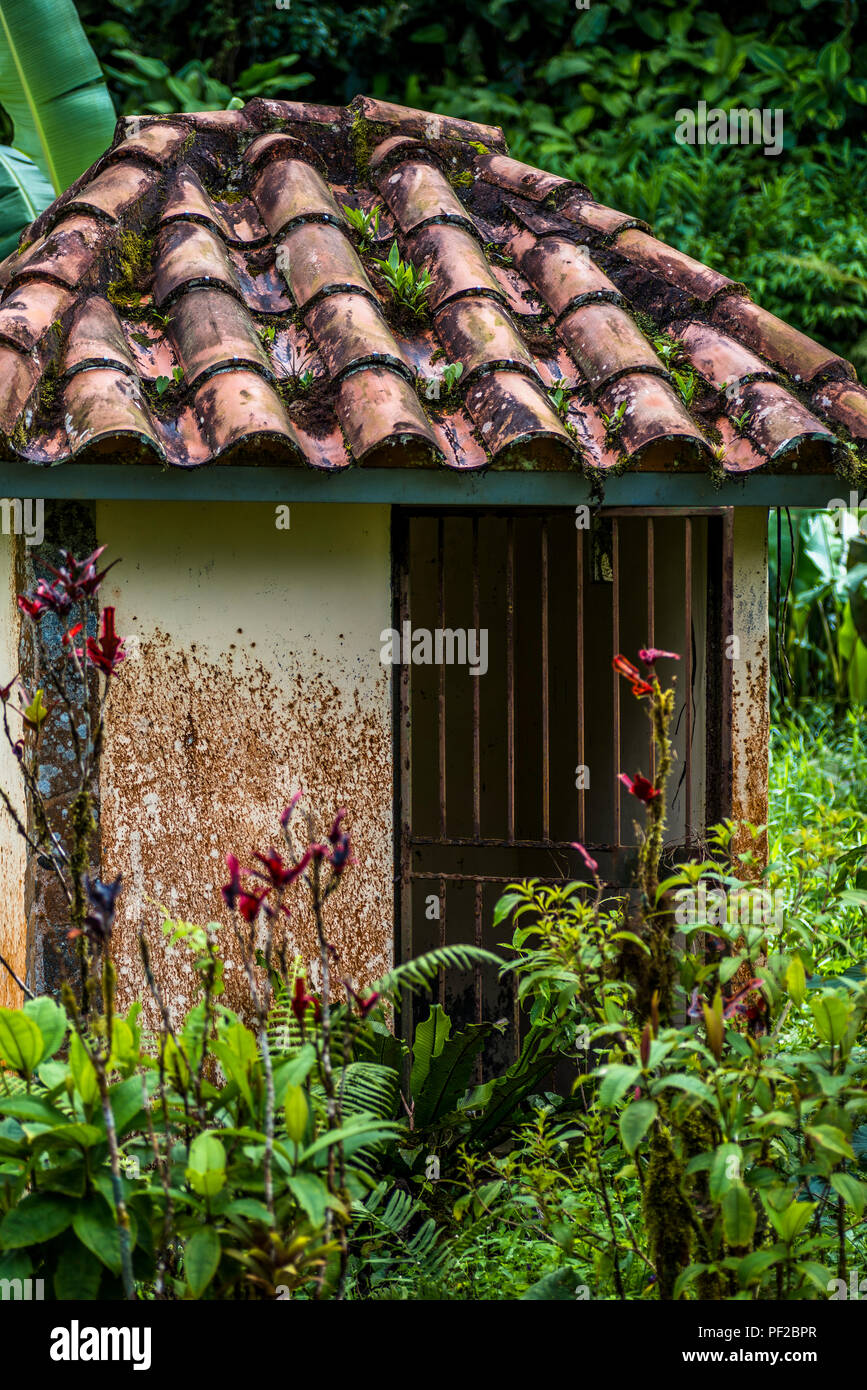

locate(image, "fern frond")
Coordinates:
338 1061 400 1120
373 946 502 998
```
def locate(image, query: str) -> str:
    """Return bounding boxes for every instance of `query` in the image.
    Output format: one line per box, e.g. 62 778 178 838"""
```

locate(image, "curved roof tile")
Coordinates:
0 94 857 477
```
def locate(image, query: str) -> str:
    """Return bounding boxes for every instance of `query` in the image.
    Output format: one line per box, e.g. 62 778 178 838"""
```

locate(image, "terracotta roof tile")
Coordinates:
474 152 578 203
64 161 157 224
276 220 373 308
63 297 138 375
170 287 270 385
674 320 779 390
734 380 837 461
597 373 710 466
561 197 650 238
712 295 855 384
153 221 241 307
376 157 474 234
611 228 736 303
812 380 867 440
410 222 503 312
0 95 857 478
253 155 345 235
512 232 623 317
434 295 537 381
558 302 667 394
305 291 409 380
335 365 441 464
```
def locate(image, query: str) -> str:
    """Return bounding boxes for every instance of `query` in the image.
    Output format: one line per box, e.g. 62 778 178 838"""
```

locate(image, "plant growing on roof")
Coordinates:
372 241 433 319
341 202 381 250
601 399 627 446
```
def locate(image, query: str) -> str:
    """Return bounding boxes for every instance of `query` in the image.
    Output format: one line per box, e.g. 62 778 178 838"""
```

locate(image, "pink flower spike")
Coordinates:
280 789 303 829
571 841 598 875
638 648 680 666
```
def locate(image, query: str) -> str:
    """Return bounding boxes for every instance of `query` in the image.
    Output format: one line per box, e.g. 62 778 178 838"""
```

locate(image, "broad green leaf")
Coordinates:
830 1172 867 1215
785 955 807 1005
185 1225 221 1298
0 143 51 254
735 1248 779 1287
286 1172 335 1227
0 1193 73 1247
23 996 68 1061
764 1197 815 1244
809 991 852 1045
185 1132 227 1197
619 1100 657 1154
721 1183 756 1248
53 1239 101 1300
710 1143 743 1201
283 1085 308 1145
597 1063 641 1107
0 1094 69 1126
650 1072 713 1102
69 1032 98 1107
0 0 116 195
410 1004 451 1097
414 1021 496 1128
805 1125 855 1160
0 1007 43 1075
492 892 524 927
73 1194 123 1273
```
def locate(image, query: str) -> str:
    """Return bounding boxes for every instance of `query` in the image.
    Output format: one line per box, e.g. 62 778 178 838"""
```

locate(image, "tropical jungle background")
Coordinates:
0 0 866 1302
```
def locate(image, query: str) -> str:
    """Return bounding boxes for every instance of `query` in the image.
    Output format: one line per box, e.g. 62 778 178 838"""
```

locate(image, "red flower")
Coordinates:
280 789 303 829
86 608 125 674
251 845 311 890
619 772 660 804
291 976 321 1025
612 654 653 698
639 647 679 666
571 841 598 875
722 979 764 1019
237 887 268 923
221 853 243 911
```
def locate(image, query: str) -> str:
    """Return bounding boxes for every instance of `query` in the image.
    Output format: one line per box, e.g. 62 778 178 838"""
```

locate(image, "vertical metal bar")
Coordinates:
721 508 735 820
541 518 550 841
472 516 481 841
395 515 413 1055
437 516 447 840
576 525 585 842
506 517 516 843
647 517 655 782
474 877 484 1081
684 516 693 846
438 875 446 1006
612 517 621 849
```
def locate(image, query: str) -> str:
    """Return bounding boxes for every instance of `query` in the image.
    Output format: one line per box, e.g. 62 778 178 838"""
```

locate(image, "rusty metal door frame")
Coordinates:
392 505 734 1014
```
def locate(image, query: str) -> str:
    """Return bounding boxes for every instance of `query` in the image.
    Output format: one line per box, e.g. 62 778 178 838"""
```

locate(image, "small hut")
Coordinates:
0 96 862 1035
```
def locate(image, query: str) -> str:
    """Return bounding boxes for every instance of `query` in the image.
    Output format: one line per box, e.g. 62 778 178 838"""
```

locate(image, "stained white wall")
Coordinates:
96 500 393 1023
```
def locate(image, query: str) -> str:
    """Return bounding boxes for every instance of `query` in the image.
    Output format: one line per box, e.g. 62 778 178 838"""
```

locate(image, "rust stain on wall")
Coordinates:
102 628 392 1024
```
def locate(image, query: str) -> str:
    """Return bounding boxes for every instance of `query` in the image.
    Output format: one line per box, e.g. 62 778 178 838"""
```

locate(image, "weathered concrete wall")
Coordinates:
96 501 393 1024
0 533 25 1008
731 508 770 854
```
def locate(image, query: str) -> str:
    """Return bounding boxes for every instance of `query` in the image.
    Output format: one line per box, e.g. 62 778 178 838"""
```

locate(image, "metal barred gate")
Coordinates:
394 507 733 1074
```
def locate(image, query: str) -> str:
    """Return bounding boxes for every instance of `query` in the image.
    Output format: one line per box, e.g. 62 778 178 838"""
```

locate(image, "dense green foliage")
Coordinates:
2 650 866 1300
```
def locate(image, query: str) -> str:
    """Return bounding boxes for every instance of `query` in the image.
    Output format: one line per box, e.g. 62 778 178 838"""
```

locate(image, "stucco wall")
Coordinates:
96 500 393 1023
731 507 770 852
0 533 25 1008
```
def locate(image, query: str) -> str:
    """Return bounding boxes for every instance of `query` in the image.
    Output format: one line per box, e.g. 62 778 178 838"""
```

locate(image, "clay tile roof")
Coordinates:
0 93 860 477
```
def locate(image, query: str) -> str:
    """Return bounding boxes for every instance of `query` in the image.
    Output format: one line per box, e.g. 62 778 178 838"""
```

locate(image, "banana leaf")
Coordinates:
0 143 52 256
0 0 116 195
